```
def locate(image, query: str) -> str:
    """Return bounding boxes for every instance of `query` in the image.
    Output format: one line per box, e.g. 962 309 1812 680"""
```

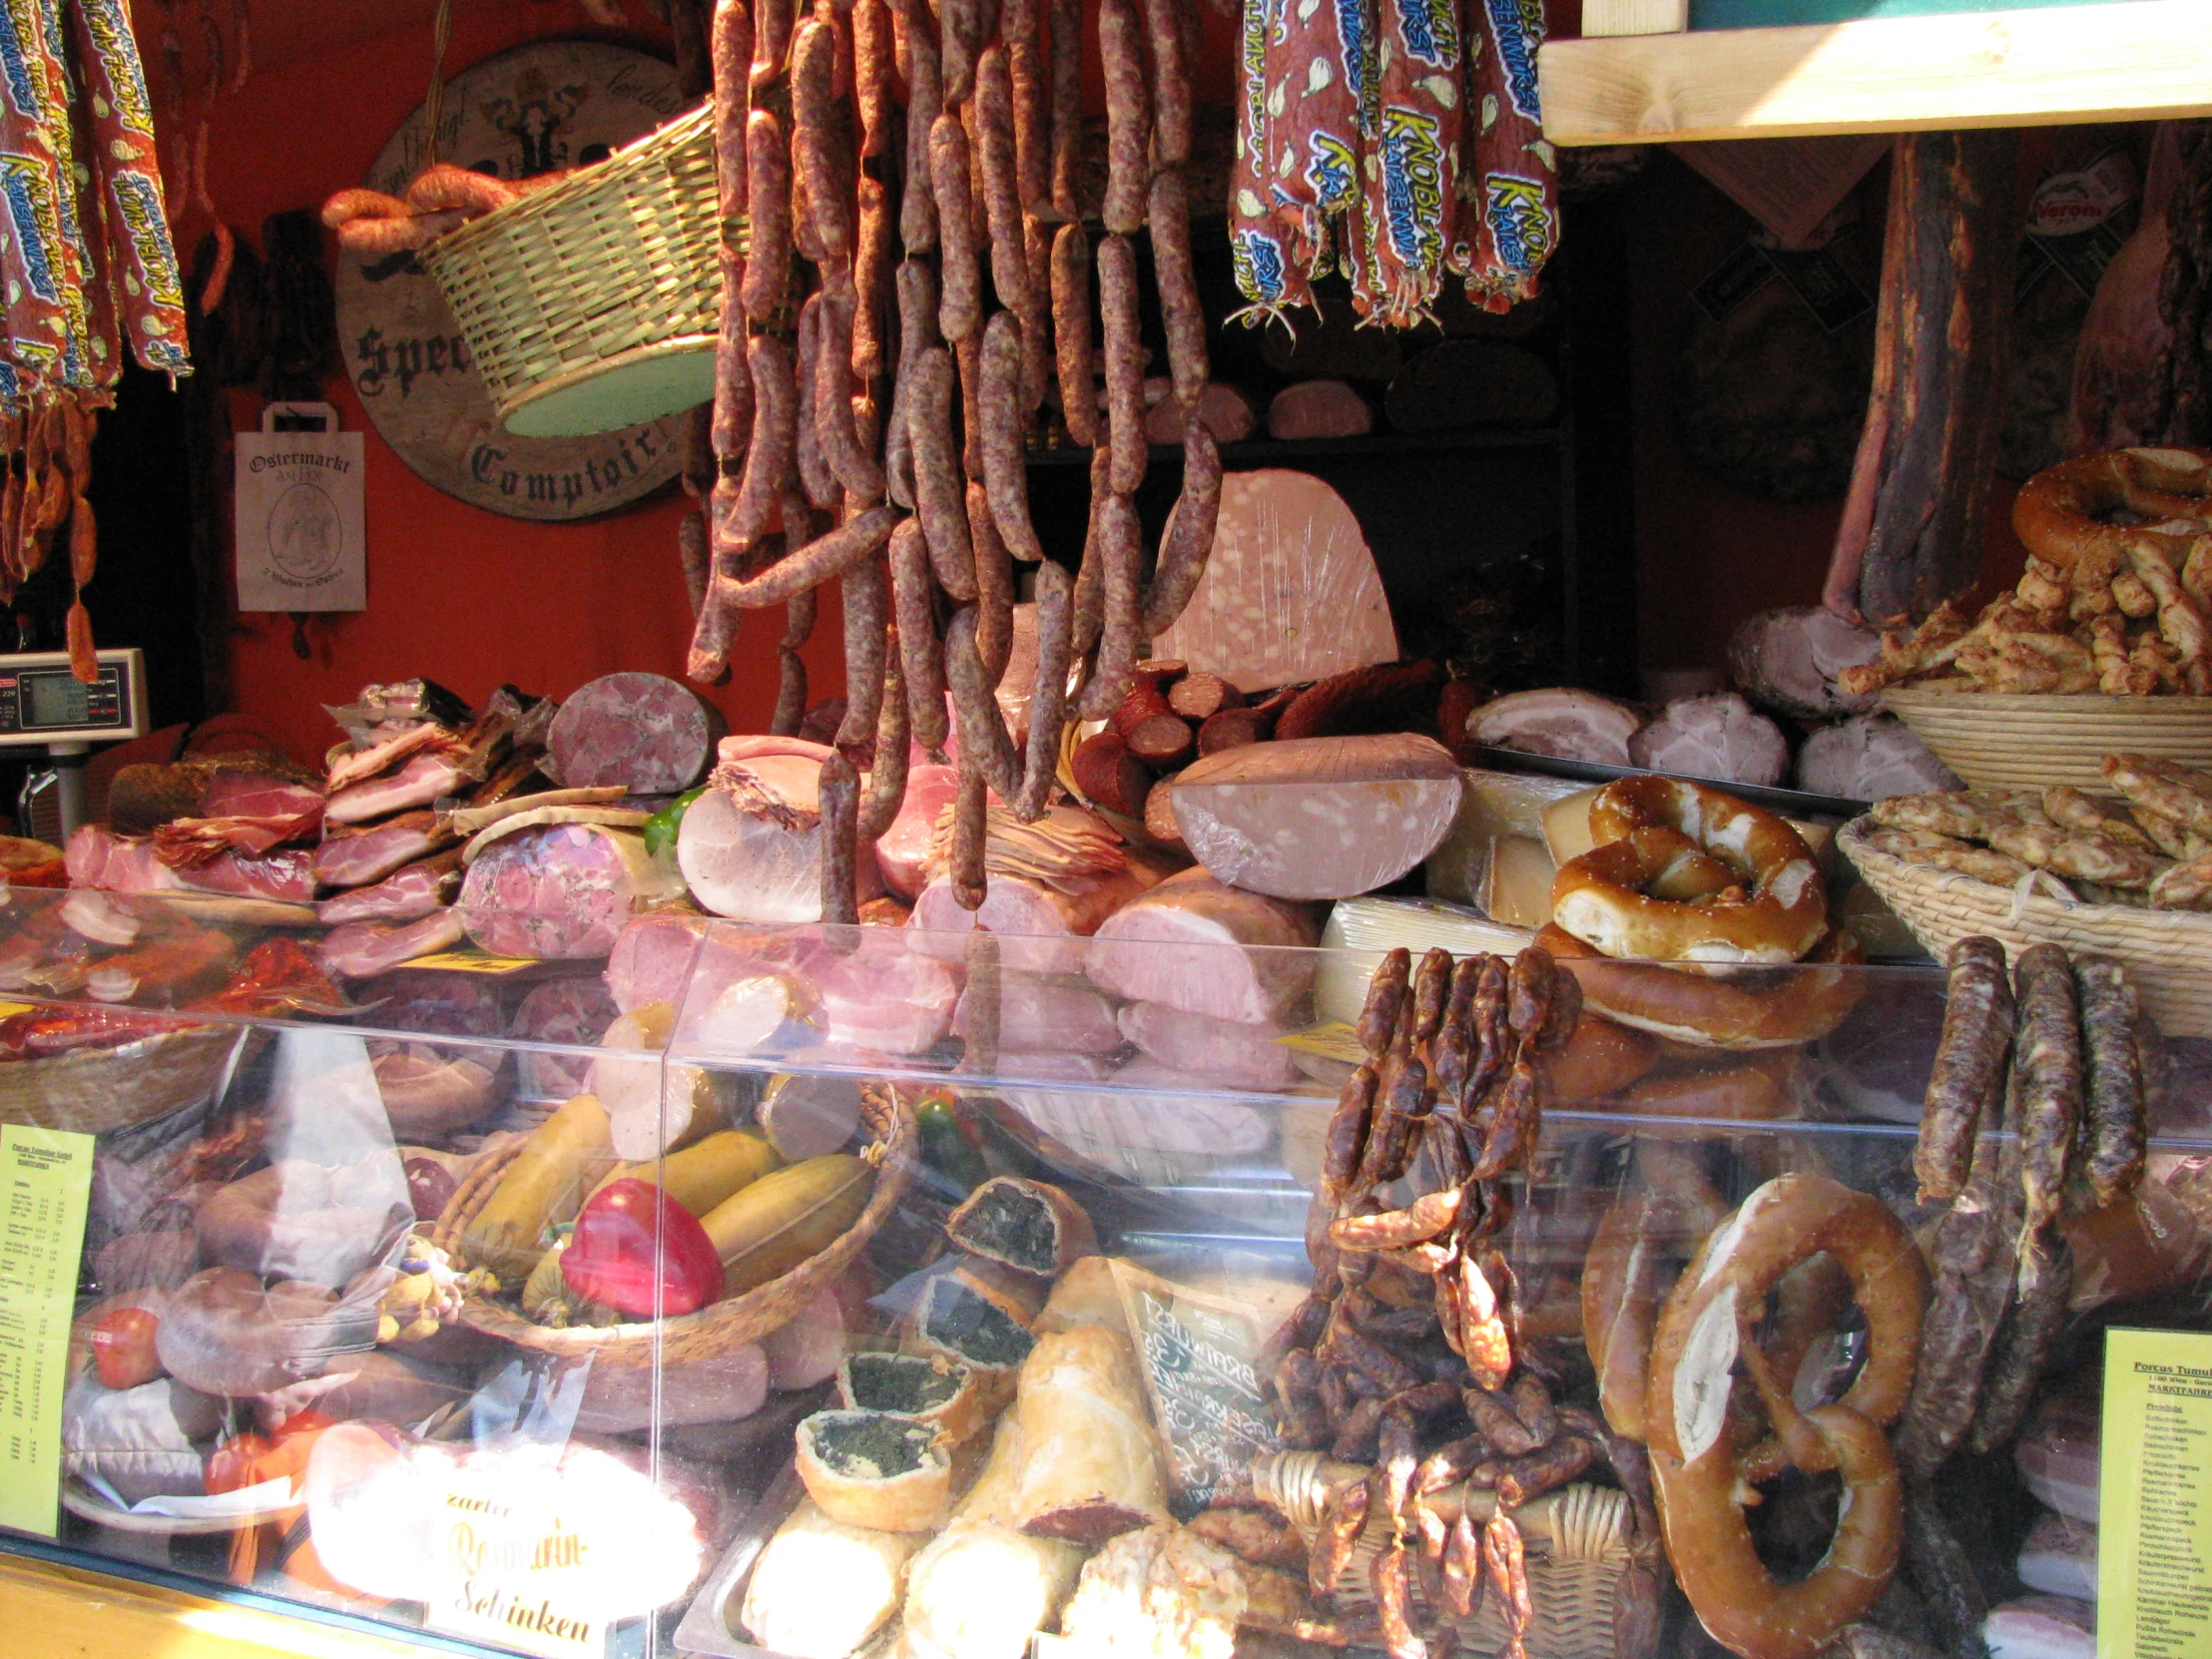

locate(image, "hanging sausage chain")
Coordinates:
1228 0 1558 330
1 0 194 680
686 0 1225 921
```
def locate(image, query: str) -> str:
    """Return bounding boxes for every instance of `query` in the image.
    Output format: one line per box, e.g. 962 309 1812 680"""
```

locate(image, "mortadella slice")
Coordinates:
1149 470 1397 694
1169 734 1464 900
545 673 726 795
1084 867 1322 1024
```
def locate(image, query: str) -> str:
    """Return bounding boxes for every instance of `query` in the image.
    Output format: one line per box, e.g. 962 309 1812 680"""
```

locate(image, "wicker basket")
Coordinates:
433 1085 914 1370
418 102 731 439
1256 1451 1632 1659
1884 687 2212 792
0 1025 243 1134
1840 816 2212 1035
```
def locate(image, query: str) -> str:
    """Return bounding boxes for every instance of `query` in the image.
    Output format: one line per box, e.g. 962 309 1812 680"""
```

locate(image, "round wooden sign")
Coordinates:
334 42 693 521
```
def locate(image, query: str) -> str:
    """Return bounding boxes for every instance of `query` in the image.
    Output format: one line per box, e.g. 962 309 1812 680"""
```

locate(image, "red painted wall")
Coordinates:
170 4 832 767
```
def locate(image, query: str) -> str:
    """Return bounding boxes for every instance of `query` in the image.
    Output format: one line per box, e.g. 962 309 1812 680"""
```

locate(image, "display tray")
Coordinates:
1464 744 1869 819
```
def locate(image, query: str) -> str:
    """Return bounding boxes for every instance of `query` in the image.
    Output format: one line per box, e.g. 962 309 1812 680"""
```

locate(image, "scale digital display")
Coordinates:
0 651 146 747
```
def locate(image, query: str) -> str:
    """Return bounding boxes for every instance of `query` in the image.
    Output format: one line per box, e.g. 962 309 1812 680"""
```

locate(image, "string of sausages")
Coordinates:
1892 935 2151 1657
685 0 1226 922
1249 945 1654 1659
1229 0 1558 329
1 0 193 679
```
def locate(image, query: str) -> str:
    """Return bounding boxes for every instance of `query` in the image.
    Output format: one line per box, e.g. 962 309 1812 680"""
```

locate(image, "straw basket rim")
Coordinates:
1839 815 2212 1033
1883 687 2212 717
1881 686 2212 791
434 1087 915 1368
0 1023 242 1134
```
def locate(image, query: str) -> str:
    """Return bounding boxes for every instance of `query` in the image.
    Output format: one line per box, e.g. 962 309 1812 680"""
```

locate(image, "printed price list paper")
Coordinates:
0 1126 94 1537
2101 1327 2212 1657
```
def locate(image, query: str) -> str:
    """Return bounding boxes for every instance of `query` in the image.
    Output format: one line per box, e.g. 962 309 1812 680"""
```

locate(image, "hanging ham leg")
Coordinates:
2068 123 2189 453
1826 131 2019 625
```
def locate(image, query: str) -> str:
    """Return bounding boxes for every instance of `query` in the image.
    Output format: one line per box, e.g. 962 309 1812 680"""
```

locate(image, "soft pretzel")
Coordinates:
2012 446 2212 573
1552 779 1827 966
1540 925 1864 1051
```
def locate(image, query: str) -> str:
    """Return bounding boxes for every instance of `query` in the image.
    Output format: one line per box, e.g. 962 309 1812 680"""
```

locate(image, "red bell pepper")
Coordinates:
87 1306 162 1389
561 1177 724 1318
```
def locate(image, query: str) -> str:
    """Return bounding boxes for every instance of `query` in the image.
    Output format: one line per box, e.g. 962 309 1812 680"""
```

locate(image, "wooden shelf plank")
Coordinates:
1539 0 2212 145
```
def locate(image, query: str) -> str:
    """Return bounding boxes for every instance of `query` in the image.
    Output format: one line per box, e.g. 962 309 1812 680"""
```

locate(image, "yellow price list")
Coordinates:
2102 1328 2212 1658
0 1125 93 1538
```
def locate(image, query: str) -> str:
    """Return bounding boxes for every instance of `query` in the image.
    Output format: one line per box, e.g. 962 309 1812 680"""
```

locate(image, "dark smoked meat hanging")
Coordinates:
1826 130 2020 627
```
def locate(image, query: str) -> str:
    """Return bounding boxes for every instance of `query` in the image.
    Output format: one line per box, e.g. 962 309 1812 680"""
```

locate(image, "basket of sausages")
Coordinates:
1840 755 2212 1035
1848 448 2212 790
413 101 729 440
431 1076 914 1369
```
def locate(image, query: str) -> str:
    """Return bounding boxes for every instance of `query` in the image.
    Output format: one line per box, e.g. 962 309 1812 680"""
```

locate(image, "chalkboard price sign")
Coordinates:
1112 1263 1282 1517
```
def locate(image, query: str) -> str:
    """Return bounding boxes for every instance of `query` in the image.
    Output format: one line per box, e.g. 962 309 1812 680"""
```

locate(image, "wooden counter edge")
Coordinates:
1539 0 2212 145
0 1549 441 1659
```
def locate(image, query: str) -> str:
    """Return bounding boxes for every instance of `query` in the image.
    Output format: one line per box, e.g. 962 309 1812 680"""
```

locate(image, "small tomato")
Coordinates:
561 1176 723 1318
205 1432 275 1495
88 1306 162 1390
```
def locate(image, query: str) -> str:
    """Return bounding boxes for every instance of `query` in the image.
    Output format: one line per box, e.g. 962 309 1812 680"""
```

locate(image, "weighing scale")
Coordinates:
0 651 149 842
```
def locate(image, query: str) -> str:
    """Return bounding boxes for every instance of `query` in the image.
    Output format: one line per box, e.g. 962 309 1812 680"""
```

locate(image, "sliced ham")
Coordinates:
806 934 960 1055
315 813 453 889
152 812 322 863
546 673 723 795
67 825 312 902
325 751 471 825
1465 689 1643 767
1795 714 1959 802
320 911 468 979
1728 605 1881 720
110 758 321 834
326 722 452 792
1169 734 1464 900
1116 1001 1298 1088
954 973 1122 1053
1144 381 1255 444
1150 469 1398 693
314 849 464 925
1085 866 1323 1024
605 909 786 1015
874 763 958 899
200 771 324 821
677 752 881 922
1628 692 1789 788
1265 379 1373 441
457 825 684 960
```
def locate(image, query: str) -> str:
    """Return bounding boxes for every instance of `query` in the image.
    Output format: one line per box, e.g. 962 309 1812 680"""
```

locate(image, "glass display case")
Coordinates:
0 884 2200 1659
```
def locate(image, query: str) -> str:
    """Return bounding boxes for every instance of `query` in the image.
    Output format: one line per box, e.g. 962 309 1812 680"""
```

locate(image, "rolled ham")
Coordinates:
876 764 959 899
1795 715 1959 801
458 824 684 959
1464 689 1642 766
1085 867 1322 1024
955 974 1123 1053
1729 605 1881 720
1169 734 1464 900
1116 1001 1298 1089
1266 379 1373 441
1627 692 1789 788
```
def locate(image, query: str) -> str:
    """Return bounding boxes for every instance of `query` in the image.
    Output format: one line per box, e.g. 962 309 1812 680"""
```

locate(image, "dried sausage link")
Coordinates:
1046 0 1081 221
973 46 1032 319
858 641 910 839
1917 935 2013 1204
2076 955 2147 1209
1051 224 1097 446
711 503 903 608
979 312 1045 561
896 0 940 253
966 481 1014 687
1014 556 1075 820
1147 167 1207 409
816 282 887 501
888 517 952 751
795 294 840 511
946 605 1023 799
741 110 794 323
773 572 817 736
929 114 983 343
852 0 893 156
817 752 862 925
834 548 891 766
1076 484 1142 717
715 333 801 556
792 20 855 267
1097 0 1150 235
1134 0 1189 166
907 346 978 600
886 258 939 508
1097 234 1147 494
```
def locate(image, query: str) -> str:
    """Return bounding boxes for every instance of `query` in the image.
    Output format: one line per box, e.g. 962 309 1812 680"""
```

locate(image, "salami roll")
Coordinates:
887 258 940 508
548 674 725 795
1051 224 1097 445
741 110 794 322
1020 218 1054 414
929 114 983 343
711 0 754 214
852 172 892 382
1097 0 1150 236
1364 0 1458 323
792 20 855 269
1097 234 1148 494
979 311 1045 562
1136 0 1191 167
1008 33 1050 220
853 0 893 156
938 0 980 105
955 331 988 483
1454 0 1556 310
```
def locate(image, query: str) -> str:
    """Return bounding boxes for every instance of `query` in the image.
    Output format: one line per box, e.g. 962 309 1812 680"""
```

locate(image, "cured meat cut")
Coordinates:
509 974 621 1099
909 805 1175 973
1168 734 1464 900
678 753 884 922
66 827 315 903
1463 689 1643 766
1265 381 1371 441
320 912 469 979
313 851 463 925
547 673 725 795
1115 1000 1297 1090
1085 867 1322 1024
314 814 453 890
1149 471 1397 694
875 763 959 899
1796 715 1959 802
109 760 322 834
324 752 470 826
458 826 685 960
1828 130 2019 623
1728 605 1882 720
1143 382 1255 445
1627 693 1789 789
2070 124 2185 453
605 909 765 1015
807 935 961 1055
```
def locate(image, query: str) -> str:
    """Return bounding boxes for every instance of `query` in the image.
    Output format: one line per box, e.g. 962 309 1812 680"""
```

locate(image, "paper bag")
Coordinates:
235 401 365 612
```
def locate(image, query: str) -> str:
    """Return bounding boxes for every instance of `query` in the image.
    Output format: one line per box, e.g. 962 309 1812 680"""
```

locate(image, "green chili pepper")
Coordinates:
644 788 705 856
